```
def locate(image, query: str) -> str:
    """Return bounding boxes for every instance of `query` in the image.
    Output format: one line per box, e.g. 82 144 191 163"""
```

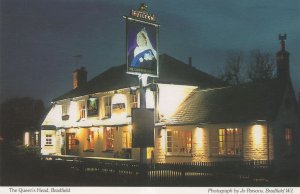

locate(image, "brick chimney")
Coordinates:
276 34 290 80
72 67 87 89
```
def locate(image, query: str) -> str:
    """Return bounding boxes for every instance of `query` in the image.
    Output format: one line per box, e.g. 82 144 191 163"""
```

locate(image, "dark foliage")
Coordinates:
220 51 243 85
247 49 275 82
0 97 45 141
220 49 275 85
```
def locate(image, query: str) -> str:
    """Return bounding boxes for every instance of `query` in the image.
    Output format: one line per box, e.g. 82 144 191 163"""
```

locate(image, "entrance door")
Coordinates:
66 133 79 155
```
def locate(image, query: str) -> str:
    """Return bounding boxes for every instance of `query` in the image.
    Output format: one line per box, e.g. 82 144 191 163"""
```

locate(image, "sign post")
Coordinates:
124 3 159 164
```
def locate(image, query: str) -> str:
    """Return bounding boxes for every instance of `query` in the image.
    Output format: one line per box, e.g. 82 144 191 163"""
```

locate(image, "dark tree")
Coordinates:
247 49 275 82
0 97 45 141
220 51 244 85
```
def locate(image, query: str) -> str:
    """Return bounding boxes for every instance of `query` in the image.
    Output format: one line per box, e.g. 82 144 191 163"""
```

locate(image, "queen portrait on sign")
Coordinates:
129 28 157 69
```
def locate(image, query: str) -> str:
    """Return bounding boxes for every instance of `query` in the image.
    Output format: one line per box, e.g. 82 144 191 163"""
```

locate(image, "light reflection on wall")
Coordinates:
24 132 30 146
42 104 62 126
69 101 77 121
253 124 263 148
145 89 155 109
160 128 166 151
158 84 196 119
195 127 203 148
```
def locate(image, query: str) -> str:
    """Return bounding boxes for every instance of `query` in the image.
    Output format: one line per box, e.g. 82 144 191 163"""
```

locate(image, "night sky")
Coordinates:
1 0 300 106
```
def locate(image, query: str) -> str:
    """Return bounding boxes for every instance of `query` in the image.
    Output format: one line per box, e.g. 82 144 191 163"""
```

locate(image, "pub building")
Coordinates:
41 44 299 164
40 5 299 167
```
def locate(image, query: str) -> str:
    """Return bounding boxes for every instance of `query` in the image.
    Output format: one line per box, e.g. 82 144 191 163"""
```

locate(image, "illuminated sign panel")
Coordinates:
112 103 126 115
132 108 154 148
130 9 156 22
126 18 159 77
111 94 127 116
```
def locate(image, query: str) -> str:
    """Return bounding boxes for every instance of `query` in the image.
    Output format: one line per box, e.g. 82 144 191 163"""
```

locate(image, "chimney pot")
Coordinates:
276 34 290 80
188 57 192 67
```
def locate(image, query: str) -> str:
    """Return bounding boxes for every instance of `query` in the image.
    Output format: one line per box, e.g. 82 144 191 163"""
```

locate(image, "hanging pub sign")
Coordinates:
125 3 159 77
111 94 127 116
87 97 99 116
112 103 126 115
132 108 155 148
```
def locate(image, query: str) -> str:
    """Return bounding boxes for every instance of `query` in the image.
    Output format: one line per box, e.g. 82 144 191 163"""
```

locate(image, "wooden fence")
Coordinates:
40 155 274 186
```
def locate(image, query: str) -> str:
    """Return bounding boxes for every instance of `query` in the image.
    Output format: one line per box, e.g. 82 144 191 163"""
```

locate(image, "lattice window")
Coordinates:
45 134 53 145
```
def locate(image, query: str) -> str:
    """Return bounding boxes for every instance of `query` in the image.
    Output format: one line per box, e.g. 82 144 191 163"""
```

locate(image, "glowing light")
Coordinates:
160 128 166 149
41 104 62 126
69 128 78 133
195 127 203 148
91 127 98 132
147 147 154 159
145 89 155 108
158 84 197 119
128 125 133 132
253 124 263 147
69 101 77 121
24 132 30 146
139 74 148 87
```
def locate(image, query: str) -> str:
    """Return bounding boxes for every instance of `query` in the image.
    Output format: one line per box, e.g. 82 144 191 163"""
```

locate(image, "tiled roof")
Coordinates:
167 79 286 125
53 54 225 101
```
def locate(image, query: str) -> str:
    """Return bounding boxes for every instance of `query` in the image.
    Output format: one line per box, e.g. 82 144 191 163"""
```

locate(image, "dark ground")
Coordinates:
1 140 299 187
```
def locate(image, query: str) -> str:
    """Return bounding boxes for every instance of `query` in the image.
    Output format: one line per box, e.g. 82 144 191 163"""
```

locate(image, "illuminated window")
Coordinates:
86 129 95 151
285 128 292 146
79 101 86 119
34 132 39 146
104 96 112 118
130 94 138 109
45 134 53 145
62 102 70 116
166 130 192 154
104 127 114 151
67 133 77 151
122 130 132 148
211 128 242 156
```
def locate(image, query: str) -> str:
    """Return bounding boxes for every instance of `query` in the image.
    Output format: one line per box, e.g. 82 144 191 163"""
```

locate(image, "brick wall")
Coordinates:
154 128 166 163
243 124 269 160
192 127 210 162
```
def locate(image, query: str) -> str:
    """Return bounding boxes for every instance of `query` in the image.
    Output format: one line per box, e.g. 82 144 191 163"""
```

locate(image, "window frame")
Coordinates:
211 128 243 157
130 93 138 109
122 130 132 149
103 96 112 118
78 100 87 119
62 102 70 116
84 129 95 152
166 129 192 156
104 127 114 151
45 134 53 146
